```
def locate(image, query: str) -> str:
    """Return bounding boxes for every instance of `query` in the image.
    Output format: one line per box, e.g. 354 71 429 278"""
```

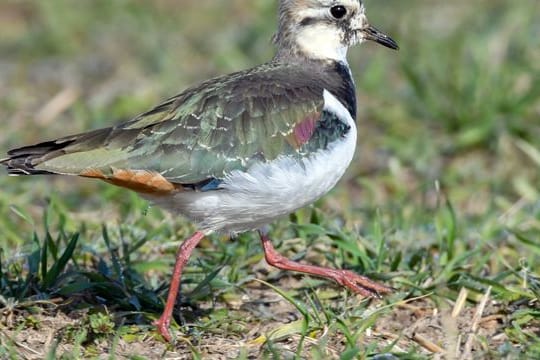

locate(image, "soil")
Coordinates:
0 283 523 360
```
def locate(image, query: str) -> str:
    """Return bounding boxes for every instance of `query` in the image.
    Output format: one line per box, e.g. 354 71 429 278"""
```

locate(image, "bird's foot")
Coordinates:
153 316 172 342
332 269 392 298
259 230 393 298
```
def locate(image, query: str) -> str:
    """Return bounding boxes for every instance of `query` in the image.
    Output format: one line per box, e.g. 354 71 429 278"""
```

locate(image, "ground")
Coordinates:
1 0 539 359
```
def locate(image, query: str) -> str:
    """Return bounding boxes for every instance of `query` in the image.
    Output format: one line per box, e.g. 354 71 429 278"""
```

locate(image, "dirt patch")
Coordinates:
1 285 527 359
372 297 510 358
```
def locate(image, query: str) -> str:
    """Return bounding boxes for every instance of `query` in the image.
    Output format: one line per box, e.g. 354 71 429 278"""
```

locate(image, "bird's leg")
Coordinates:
154 231 205 342
259 230 392 297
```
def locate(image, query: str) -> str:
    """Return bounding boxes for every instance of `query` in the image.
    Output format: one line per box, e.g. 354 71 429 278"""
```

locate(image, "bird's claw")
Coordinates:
336 269 393 298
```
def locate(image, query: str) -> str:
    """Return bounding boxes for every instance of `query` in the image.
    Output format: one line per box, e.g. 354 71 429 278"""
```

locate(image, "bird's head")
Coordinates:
274 0 398 62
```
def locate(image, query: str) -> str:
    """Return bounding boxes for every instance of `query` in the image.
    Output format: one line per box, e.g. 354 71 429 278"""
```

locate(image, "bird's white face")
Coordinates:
294 0 366 62
275 0 398 62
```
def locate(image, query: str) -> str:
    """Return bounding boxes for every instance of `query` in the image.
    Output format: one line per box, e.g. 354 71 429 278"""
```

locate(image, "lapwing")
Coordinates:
1 0 398 341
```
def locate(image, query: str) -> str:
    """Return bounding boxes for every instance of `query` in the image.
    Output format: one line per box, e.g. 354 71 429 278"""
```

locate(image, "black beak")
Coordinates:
362 25 399 50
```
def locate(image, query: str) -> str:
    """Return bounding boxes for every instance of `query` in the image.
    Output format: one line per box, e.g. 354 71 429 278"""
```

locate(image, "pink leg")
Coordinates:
154 231 205 342
259 231 392 297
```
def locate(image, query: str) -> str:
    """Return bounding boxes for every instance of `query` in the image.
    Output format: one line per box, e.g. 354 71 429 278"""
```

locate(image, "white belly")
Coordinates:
151 91 357 234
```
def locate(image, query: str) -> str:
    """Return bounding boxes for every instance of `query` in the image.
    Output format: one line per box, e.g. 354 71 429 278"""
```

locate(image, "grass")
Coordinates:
1 0 539 358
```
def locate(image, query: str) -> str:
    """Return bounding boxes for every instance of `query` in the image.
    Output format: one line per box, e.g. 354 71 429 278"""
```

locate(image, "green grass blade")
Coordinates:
43 233 79 290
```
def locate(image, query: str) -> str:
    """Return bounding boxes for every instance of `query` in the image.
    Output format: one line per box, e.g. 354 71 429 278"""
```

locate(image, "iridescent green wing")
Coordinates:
32 63 336 185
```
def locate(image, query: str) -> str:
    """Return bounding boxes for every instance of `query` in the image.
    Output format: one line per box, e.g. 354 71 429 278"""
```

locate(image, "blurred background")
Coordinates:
0 0 539 356
0 0 540 240
1 0 538 247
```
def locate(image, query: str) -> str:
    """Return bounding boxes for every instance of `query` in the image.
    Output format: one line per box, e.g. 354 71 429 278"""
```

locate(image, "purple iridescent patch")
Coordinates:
292 113 319 146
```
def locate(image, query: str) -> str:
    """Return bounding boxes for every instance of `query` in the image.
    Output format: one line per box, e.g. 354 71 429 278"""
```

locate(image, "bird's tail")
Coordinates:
1 140 73 175
1 128 111 176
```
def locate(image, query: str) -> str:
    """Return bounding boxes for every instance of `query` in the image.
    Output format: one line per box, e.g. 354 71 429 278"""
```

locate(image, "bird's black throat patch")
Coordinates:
332 61 357 120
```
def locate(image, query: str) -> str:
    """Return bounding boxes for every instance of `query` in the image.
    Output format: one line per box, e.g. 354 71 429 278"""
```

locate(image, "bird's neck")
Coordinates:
273 31 349 64
274 39 349 65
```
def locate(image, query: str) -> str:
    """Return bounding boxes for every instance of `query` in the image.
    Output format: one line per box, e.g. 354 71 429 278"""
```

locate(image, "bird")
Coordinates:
1 0 398 342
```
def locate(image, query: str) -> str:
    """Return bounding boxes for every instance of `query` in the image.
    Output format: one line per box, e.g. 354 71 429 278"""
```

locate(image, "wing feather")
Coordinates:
3 62 348 188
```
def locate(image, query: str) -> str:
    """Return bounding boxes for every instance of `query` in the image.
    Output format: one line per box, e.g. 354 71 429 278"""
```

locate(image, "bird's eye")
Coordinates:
330 5 347 19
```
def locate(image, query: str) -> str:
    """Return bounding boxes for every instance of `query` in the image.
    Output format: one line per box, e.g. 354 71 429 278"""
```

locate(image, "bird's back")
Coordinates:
2 59 356 190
